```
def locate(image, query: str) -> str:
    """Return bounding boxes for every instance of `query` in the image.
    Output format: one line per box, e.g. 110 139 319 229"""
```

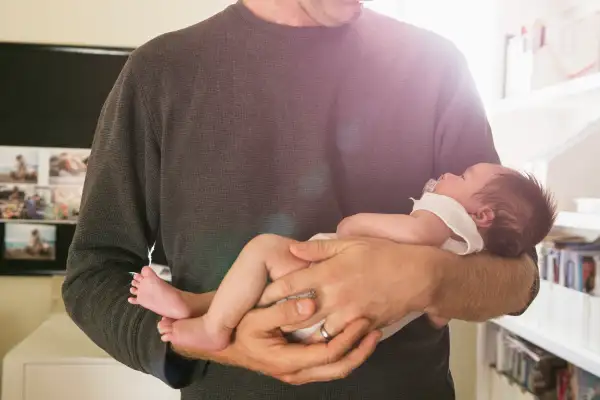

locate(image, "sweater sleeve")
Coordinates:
432 49 540 315
61 56 198 388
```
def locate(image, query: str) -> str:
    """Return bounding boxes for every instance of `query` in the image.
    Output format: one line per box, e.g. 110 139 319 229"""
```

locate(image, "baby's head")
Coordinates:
433 163 556 257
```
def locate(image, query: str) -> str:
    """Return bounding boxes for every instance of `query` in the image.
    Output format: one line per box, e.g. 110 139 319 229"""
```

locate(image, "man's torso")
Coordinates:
135 4 460 398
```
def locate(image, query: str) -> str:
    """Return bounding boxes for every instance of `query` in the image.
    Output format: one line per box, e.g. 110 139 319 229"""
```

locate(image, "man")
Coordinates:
63 0 539 398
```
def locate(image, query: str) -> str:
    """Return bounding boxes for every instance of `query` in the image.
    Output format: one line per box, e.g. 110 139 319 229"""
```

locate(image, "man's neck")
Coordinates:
242 0 320 27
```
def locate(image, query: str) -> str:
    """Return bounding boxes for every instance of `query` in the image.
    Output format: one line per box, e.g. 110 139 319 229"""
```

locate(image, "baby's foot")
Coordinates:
128 266 192 319
158 315 231 353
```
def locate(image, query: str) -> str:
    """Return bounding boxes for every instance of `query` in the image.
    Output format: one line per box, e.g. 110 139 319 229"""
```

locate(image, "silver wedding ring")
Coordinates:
320 324 334 342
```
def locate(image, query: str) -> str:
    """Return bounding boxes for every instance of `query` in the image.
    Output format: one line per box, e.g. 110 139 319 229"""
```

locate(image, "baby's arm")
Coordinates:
337 211 452 247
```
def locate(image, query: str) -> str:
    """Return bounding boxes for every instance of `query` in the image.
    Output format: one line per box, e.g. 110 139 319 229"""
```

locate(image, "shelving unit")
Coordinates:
554 211 600 231
489 72 600 115
478 70 600 396
492 316 600 378
477 211 600 399
487 367 537 400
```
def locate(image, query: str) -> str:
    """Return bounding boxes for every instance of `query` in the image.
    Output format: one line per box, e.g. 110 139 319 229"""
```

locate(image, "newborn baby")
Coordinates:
129 163 556 350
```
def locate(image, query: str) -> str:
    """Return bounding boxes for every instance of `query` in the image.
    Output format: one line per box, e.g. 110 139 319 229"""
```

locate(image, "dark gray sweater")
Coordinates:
63 2 506 399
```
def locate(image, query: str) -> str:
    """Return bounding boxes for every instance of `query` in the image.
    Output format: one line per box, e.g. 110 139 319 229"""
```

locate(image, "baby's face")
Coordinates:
433 163 511 213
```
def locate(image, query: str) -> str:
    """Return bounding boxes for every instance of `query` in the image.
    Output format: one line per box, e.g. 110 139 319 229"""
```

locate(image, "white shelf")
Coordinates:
489 72 600 115
554 211 600 231
492 316 600 378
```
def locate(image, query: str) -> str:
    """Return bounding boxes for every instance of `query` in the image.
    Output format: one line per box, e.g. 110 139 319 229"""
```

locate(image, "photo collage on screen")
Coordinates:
0 146 89 262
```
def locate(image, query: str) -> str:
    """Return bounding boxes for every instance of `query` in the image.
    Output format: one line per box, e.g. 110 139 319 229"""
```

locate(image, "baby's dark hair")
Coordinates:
476 172 556 258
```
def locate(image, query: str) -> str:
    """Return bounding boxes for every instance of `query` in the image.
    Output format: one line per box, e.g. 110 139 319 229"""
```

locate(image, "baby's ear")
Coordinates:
473 206 495 228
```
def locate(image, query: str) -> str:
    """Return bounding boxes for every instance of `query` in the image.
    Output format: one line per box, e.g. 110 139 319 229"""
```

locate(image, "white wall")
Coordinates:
490 0 600 209
546 119 600 211
0 0 235 47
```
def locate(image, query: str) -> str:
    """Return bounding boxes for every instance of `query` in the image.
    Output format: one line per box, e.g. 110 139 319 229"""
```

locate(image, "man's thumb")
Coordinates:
289 238 338 262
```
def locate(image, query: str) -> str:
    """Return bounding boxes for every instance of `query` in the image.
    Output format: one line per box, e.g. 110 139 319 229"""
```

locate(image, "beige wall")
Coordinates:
0 276 64 394
449 320 478 400
0 277 52 360
0 0 234 47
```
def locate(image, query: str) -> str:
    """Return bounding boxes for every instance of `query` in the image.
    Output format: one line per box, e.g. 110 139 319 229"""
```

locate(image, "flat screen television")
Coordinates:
0 42 131 148
0 42 132 275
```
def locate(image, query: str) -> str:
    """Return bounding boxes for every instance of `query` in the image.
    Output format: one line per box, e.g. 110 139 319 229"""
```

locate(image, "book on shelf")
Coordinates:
539 236 600 295
493 328 600 399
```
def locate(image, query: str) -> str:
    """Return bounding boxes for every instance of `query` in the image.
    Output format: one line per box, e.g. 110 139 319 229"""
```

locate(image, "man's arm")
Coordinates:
337 212 451 247
62 54 197 388
424 249 538 321
260 237 538 336
430 45 539 317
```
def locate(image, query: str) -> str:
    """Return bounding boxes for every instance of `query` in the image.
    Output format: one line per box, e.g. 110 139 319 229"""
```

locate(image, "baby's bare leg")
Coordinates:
161 234 309 352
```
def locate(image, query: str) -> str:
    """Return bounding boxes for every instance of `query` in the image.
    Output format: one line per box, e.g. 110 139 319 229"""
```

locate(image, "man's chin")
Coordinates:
327 6 362 27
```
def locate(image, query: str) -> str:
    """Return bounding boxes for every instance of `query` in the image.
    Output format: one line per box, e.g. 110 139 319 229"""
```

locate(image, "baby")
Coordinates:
129 163 556 350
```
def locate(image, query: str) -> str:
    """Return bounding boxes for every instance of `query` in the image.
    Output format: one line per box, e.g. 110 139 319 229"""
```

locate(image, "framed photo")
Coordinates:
51 186 82 221
49 150 89 185
0 145 88 276
0 147 38 184
0 184 33 219
4 222 56 261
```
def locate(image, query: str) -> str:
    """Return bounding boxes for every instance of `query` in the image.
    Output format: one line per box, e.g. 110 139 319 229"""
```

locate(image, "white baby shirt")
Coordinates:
411 192 484 255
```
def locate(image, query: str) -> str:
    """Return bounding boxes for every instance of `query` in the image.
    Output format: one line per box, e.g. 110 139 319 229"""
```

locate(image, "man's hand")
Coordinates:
169 297 381 385
258 237 440 338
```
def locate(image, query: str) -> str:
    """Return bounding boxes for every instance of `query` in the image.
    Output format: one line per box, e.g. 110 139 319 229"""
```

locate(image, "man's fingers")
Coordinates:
268 318 374 372
280 314 325 334
281 307 356 338
247 298 316 332
259 238 355 306
268 255 310 281
263 318 373 374
279 329 382 385
289 239 345 262
302 310 358 343
258 267 318 306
